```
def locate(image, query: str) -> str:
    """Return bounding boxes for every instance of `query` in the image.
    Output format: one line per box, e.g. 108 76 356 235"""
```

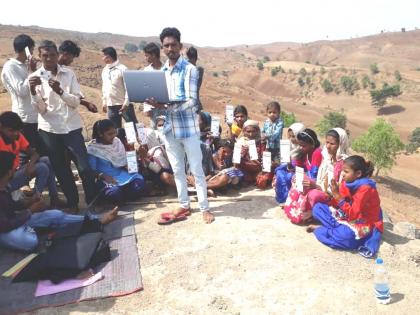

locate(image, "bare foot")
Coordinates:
203 211 215 224
306 225 317 233
100 206 119 225
207 189 216 198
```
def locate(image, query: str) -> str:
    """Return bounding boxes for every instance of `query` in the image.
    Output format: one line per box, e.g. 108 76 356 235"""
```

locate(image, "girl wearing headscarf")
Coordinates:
283 128 323 224
273 122 305 203
237 120 265 184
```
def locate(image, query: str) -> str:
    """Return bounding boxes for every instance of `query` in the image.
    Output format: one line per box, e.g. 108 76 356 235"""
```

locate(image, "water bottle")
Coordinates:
374 258 391 304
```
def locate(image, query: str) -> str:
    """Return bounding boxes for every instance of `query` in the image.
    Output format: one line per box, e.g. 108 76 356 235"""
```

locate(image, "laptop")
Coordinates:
123 70 170 104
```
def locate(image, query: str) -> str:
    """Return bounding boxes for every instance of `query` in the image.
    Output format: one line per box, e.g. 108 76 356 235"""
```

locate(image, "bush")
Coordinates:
299 68 307 76
320 66 326 75
263 56 270 62
213 72 219 77
298 77 305 87
352 119 404 176
406 127 420 153
124 43 138 53
362 75 371 89
305 76 311 85
370 83 402 108
271 66 283 76
138 40 147 50
280 111 297 128
257 61 264 70
321 79 334 93
340 76 360 95
316 111 347 136
394 70 402 81
370 63 379 75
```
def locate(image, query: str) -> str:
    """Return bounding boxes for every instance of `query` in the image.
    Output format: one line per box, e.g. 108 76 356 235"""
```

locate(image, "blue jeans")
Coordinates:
8 156 58 197
162 131 209 211
0 210 97 252
101 178 145 204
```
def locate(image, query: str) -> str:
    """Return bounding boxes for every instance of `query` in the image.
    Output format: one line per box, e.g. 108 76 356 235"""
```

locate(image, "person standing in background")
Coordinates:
186 46 204 112
101 47 137 128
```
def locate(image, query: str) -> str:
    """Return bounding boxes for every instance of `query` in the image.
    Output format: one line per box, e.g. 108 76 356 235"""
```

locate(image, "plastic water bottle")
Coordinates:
374 258 391 304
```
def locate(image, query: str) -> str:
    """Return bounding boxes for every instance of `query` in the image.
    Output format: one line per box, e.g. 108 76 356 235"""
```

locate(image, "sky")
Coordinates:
0 0 419 47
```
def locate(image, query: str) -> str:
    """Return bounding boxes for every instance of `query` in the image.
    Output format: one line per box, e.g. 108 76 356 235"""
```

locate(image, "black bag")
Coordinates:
13 232 111 283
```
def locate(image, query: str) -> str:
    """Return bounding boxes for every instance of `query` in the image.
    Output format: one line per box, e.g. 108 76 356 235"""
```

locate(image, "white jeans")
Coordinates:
162 132 209 211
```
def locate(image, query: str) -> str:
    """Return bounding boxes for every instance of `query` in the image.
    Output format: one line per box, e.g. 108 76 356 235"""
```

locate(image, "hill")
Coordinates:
0 24 419 226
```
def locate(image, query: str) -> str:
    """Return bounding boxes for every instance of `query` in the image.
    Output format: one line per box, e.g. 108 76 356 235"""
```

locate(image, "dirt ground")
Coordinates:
28 187 420 315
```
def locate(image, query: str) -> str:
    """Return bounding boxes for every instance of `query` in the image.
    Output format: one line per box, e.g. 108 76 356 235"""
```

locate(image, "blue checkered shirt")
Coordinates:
162 56 199 139
262 118 284 149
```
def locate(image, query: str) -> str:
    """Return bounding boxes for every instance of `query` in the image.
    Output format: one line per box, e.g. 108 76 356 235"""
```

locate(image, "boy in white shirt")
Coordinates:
29 40 97 213
101 47 137 128
1 34 45 156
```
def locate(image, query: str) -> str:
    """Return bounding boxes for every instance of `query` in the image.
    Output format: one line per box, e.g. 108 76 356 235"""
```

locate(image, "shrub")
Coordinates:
213 72 219 77
394 70 402 81
299 68 307 76
370 63 379 75
138 40 147 50
271 66 283 76
298 77 305 87
406 127 420 153
263 56 270 62
352 119 404 176
257 61 264 70
316 111 347 136
280 111 297 128
340 76 360 95
370 83 402 108
321 79 334 93
362 75 371 89
320 66 326 75
124 43 138 52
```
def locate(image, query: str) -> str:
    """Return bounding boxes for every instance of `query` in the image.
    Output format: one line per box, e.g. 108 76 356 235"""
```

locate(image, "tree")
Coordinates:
257 61 264 71
370 83 402 108
138 40 148 50
124 43 138 53
316 111 347 136
280 111 297 128
352 119 404 176
271 66 283 76
263 56 270 62
406 127 420 153
370 63 379 75
321 79 333 93
394 70 402 81
340 76 360 95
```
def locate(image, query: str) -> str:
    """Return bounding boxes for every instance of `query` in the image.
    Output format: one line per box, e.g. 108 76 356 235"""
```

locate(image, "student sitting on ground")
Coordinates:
261 101 284 162
273 122 306 203
199 111 221 152
205 139 243 192
236 120 265 185
283 128 323 224
226 105 248 141
87 119 145 205
0 151 119 252
0 112 61 207
307 155 383 252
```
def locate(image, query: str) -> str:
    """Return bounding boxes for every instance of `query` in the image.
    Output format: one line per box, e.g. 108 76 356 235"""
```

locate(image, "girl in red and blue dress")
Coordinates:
307 155 383 251
283 128 323 223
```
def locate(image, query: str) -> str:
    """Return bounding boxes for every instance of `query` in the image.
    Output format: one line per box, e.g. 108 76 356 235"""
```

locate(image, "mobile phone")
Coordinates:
25 47 32 60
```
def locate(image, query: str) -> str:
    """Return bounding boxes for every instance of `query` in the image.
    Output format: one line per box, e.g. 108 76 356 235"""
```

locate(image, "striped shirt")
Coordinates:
162 56 199 139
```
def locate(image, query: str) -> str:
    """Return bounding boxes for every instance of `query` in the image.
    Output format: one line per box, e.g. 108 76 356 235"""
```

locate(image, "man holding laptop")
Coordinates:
136 27 213 224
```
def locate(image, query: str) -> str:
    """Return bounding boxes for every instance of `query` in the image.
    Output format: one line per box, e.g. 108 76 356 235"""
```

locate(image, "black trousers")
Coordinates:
107 104 138 128
39 128 97 208
19 123 47 167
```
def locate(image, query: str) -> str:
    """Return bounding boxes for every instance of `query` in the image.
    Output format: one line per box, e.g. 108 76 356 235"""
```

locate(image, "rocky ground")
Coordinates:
28 188 420 315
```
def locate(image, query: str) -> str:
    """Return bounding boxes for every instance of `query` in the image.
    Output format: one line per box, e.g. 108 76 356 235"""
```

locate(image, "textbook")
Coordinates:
124 122 137 144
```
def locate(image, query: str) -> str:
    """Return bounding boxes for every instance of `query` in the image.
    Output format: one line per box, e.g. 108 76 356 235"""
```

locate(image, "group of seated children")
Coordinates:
0 98 383 257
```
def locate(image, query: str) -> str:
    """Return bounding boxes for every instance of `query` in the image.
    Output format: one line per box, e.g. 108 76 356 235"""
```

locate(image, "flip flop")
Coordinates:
157 214 187 225
160 208 191 219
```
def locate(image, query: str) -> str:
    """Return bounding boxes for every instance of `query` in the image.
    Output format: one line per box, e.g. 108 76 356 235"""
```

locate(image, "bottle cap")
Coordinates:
376 258 383 264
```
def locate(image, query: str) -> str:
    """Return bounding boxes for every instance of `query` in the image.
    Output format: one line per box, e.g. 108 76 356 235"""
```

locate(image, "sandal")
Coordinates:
158 214 187 225
160 208 191 219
